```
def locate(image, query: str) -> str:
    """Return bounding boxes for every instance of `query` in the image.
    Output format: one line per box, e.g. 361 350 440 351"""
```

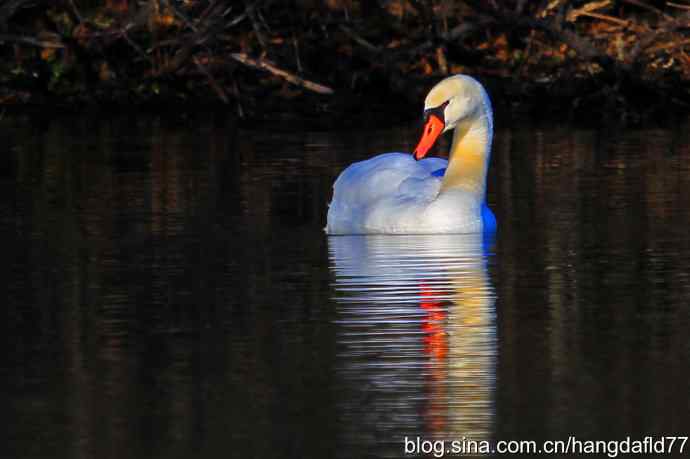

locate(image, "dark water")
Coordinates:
3 113 690 458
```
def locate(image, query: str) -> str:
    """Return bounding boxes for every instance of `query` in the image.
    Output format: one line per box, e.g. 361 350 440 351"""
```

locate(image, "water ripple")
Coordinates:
329 234 497 456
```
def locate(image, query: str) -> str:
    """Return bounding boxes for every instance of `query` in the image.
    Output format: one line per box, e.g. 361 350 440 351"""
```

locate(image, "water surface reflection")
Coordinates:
329 234 496 456
4 114 690 459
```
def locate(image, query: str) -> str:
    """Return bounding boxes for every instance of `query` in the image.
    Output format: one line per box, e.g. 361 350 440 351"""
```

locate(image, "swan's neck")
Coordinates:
441 106 493 198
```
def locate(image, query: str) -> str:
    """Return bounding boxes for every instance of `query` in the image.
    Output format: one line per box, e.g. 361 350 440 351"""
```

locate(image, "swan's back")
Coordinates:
326 153 449 234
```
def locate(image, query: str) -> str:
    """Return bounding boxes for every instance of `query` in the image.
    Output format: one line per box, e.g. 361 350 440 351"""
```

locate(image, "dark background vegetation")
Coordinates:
1 0 689 122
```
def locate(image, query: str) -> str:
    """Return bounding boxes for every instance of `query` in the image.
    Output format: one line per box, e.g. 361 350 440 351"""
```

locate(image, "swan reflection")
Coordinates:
329 234 496 455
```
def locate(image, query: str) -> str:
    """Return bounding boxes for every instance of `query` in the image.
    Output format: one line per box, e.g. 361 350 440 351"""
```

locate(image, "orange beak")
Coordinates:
413 114 445 160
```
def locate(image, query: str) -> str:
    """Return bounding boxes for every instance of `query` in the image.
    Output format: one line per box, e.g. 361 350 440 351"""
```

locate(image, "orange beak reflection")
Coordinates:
413 114 445 160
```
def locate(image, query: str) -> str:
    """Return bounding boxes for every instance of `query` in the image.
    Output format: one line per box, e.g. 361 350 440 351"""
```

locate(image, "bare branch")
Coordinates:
230 53 334 95
193 56 229 103
0 33 64 48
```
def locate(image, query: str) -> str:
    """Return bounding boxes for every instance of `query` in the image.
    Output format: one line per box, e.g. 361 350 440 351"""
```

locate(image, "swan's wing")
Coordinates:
331 153 446 205
326 153 448 234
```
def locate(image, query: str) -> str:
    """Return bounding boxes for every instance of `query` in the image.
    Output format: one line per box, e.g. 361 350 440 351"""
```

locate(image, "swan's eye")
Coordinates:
423 100 450 123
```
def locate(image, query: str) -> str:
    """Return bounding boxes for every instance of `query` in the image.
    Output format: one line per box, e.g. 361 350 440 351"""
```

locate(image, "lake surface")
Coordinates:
3 113 690 458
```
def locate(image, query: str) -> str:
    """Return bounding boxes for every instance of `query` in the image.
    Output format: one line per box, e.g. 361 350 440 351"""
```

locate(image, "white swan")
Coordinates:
326 74 496 234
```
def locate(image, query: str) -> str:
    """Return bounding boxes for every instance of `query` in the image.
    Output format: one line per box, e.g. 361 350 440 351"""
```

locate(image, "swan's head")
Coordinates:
413 75 486 160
